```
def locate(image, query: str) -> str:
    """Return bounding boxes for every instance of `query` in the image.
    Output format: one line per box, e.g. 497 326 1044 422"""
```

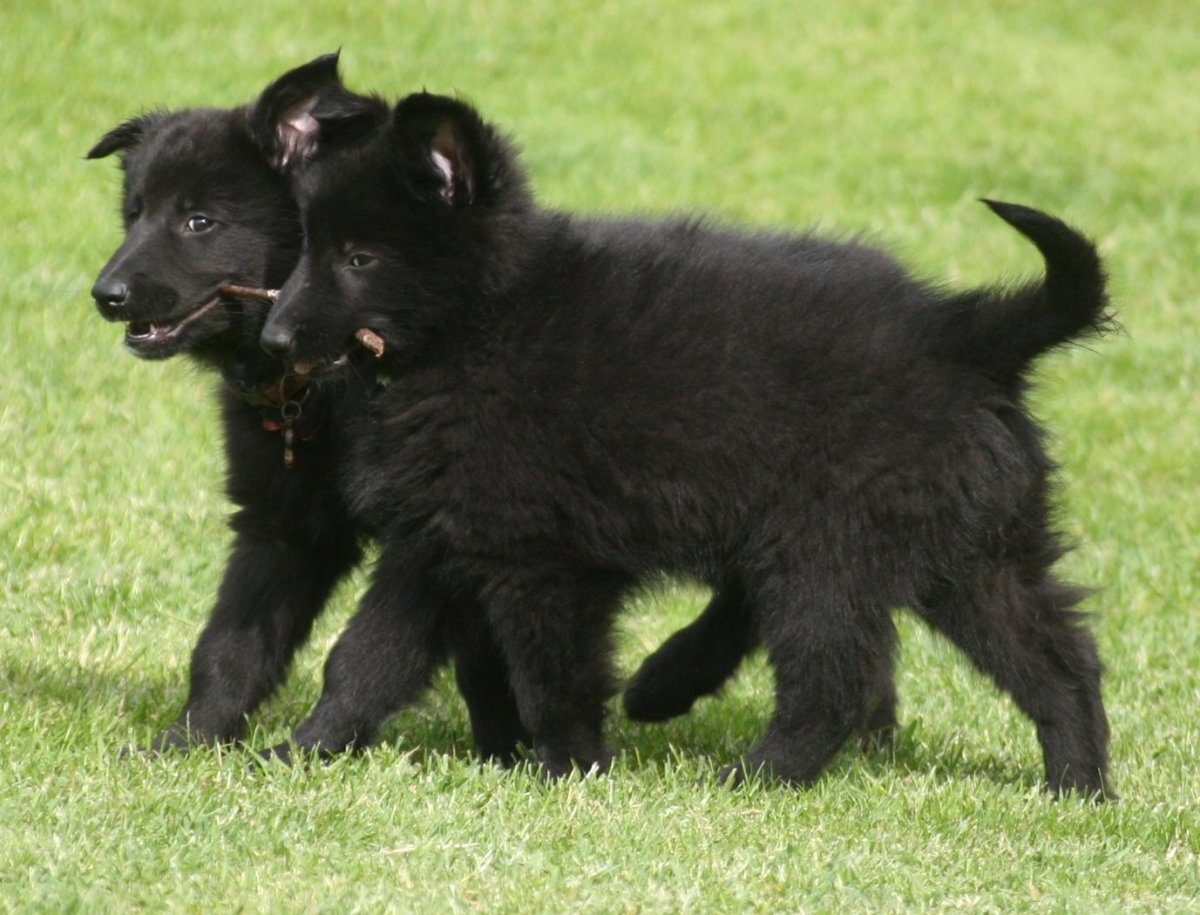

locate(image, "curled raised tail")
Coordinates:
932 200 1114 384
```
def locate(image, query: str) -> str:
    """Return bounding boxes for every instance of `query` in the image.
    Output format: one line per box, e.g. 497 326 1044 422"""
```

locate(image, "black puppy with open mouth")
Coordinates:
86 55 537 760
258 74 1114 796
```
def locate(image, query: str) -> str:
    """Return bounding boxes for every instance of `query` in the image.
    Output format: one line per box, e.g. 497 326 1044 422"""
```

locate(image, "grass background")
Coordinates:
2 0 1198 910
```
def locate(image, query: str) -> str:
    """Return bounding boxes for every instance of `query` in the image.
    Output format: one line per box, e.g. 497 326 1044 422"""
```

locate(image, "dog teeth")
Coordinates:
127 322 171 340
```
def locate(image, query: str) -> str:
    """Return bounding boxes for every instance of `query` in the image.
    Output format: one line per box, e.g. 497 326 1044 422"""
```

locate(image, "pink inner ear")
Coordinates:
431 150 456 197
277 101 321 168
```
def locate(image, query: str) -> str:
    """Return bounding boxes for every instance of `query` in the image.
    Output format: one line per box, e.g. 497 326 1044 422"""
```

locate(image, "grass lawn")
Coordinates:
3 0 1199 910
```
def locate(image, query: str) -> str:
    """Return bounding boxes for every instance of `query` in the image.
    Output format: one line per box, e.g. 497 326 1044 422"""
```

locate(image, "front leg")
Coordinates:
148 528 360 752
268 548 447 759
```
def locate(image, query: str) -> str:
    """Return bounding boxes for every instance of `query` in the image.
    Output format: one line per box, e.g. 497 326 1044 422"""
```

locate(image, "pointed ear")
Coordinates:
86 112 166 159
392 93 489 207
307 90 386 149
247 51 346 169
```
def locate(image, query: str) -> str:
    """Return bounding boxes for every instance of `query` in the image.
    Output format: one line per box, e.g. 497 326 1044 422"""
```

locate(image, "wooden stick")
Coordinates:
218 283 279 303
355 328 386 358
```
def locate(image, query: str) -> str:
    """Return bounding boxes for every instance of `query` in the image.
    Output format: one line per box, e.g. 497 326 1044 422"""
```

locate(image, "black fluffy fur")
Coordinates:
87 56 733 763
260 78 1116 797
84 56 538 760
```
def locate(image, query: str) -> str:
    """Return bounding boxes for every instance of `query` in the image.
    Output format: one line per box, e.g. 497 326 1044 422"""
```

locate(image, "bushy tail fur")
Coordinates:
932 199 1113 384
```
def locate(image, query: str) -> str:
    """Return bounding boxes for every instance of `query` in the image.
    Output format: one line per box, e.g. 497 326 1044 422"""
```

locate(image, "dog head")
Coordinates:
87 53 344 365
259 91 532 377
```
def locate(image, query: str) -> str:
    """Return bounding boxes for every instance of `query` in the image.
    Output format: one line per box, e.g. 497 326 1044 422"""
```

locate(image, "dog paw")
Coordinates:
716 762 749 788
121 725 211 758
257 741 295 765
535 742 613 780
255 741 345 767
858 723 898 756
622 676 698 723
1046 767 1115 803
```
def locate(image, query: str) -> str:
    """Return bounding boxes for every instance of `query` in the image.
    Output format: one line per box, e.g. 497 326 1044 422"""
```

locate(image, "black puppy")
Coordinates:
86 56 536 760
87 56 741 762
260 89 1113 796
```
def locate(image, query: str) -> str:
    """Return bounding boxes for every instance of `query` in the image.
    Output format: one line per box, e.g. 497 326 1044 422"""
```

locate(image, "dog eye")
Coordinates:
348 253 375 268
185 215 215 233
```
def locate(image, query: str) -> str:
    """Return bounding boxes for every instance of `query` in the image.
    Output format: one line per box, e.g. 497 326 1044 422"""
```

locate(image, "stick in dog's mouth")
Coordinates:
218 283 279 303
218 283 384 360
355 328 386 358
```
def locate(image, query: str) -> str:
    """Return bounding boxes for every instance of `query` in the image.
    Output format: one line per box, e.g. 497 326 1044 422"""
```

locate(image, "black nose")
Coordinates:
260 322 295 358
92 278 129 317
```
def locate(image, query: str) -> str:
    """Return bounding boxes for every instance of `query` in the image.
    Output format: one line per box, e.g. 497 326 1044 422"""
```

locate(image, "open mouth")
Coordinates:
125 297 220 350
290 330 385 377
292 354 350 377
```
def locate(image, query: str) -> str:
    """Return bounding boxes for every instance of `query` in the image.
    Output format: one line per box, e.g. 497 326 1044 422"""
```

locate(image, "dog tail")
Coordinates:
932 200 1113 383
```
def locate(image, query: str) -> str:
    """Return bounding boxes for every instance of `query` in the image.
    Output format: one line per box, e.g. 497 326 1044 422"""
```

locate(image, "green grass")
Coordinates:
3 0 1199 910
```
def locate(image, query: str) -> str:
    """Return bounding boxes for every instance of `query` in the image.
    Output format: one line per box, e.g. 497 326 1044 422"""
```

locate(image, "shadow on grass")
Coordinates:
0 656 483 764
615 692 1044 795
2 656 1044 793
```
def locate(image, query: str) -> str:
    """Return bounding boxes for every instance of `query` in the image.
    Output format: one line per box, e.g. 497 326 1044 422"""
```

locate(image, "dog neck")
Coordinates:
223 370 311 409
221 363 318 470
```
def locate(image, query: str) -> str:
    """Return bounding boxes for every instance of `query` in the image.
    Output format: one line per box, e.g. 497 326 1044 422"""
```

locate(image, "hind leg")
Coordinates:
859 656 899 754
916 565 1111 798
624 584 899 753
723 575 899 786
450 603 530 765
623 583 757 722
482 568 626 778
